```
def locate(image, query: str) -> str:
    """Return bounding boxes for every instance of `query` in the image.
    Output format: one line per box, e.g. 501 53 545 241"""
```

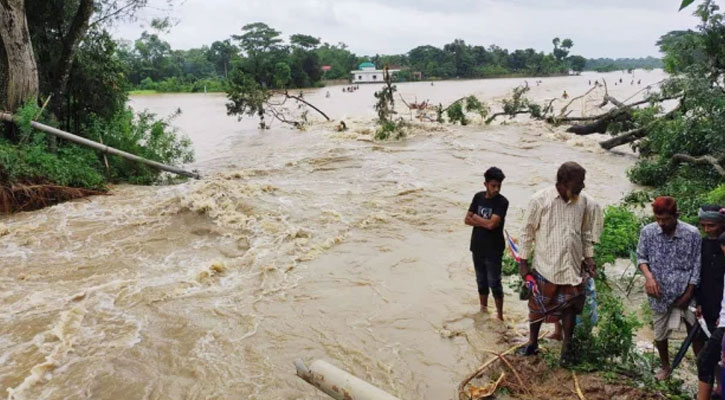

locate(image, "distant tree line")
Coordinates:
116 22 662 93
584 56 663 72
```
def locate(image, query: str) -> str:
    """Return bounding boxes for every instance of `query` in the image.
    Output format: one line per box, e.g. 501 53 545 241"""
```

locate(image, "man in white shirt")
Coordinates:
516 161 600 367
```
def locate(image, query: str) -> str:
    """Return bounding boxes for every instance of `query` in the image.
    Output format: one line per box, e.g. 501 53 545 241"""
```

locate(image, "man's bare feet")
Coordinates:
546 331 563 341
480 306 489 313
496 312 504 321
655 367 670 381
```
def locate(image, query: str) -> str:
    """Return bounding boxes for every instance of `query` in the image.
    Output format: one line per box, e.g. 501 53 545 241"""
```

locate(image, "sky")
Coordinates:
112 0 702 58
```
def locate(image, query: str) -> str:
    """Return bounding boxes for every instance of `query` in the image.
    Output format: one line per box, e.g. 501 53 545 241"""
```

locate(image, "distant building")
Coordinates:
350 62 400 83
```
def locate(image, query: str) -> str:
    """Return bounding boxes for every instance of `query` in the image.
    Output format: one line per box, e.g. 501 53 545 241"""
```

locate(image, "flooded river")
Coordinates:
1 70 665 399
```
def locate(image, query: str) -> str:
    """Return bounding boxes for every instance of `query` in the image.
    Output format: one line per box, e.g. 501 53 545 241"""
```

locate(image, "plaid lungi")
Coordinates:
528 270 586 323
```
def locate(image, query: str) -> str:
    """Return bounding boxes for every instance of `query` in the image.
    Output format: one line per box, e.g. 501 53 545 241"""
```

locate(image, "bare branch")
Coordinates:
557 85 597 119
672 154 725 176
281 91 330 121
485 110 530 124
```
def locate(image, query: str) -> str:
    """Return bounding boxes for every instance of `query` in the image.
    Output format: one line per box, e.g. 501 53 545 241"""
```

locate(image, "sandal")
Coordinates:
515 343 539 356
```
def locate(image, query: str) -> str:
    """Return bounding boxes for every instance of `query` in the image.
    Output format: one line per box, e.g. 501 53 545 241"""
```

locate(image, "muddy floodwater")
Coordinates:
1 70 666 399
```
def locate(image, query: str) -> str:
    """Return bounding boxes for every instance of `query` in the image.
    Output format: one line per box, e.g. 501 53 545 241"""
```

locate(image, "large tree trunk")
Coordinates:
47 0 93 150
0 0 39 113
51 0 93 113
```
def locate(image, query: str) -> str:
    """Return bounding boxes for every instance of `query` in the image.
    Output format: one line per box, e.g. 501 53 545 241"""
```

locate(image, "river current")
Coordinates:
1 70 665 399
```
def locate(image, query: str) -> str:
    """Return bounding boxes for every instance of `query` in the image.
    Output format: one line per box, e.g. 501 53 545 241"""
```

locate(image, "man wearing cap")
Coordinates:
637 196 702 380
695 205 725 400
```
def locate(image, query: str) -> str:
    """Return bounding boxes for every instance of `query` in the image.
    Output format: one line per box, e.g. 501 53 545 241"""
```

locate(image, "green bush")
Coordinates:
572 292 642 371
594 206 643 269
0 140 105 189
374 120 406 141
501 252 519 276
446 102 468 125
84 108 194 184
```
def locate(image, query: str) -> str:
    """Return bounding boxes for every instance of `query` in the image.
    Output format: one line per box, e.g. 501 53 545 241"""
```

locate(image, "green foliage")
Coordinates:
502 85 532 116
273 62 292 88
623 190 654 207
13 101 41 143
374 120 406 141
225 69 271 127
585 57 663 71
373 67 405 141
0 139 105 189
681 0 697 10
465 96 490 119
315 42 358 80
571 292 642 371
594 206 644 269
626 2 725 219
374 67 397 124
501 252 519 276
84 108 194 184
446 102 468 125
1 102 194 190
705 184 725 204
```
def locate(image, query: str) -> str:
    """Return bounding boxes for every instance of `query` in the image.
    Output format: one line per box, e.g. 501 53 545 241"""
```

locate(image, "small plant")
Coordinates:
446 102 468 125
571 292 642 371
374 120 406 141
465 96 490 120
373 66 406 140
501 252 519 276
374 66 397 124
594 206 644 269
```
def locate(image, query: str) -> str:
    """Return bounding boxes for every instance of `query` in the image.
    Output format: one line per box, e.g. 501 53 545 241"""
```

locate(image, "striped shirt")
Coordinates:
519 187 602 285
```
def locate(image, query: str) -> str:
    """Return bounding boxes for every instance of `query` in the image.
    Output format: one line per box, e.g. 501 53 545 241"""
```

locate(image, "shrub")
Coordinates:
446 102 468 125
0 140 105 189
84 108 194 184
594 206 643 269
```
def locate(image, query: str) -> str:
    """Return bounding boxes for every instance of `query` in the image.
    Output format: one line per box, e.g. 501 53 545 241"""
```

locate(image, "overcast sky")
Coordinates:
112 0 701 58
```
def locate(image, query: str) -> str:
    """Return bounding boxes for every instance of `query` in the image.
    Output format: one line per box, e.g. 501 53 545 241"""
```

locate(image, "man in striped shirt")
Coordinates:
516 162 601 367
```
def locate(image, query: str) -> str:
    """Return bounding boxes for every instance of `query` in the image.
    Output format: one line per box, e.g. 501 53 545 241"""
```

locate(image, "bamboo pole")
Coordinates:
0 112 200 179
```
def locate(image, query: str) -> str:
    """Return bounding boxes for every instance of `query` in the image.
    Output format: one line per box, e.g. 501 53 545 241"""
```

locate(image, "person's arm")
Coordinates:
518 198 541 277
637 228 660 298
690 236 702 287
674 284 695 309
464 211 475 226
467 213 502 230
581 199 602 275
464 194 478 226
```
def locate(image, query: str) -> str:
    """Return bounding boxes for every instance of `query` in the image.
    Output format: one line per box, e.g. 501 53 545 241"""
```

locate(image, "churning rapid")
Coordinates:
0 70 665 399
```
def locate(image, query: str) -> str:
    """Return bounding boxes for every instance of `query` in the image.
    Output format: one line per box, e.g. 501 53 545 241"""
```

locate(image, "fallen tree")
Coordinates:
672 153 725 177
226 73 332 129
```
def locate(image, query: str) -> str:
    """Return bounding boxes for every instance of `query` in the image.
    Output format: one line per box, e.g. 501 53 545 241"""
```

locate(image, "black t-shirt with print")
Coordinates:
468 191 509 254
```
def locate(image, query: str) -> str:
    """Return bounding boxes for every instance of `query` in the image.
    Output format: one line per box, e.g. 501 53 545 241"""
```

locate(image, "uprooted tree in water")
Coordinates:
481 0 724 215
373 66 407 140
225 23 330 129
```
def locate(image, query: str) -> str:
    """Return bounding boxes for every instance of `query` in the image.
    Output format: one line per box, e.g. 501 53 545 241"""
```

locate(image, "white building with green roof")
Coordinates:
350 62 400 83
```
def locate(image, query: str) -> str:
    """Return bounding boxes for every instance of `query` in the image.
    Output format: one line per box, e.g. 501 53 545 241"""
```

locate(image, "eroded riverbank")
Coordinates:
1 70 664 399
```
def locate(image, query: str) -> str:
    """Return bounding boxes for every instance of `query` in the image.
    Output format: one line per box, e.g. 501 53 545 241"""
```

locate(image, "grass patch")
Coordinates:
127 90 159 95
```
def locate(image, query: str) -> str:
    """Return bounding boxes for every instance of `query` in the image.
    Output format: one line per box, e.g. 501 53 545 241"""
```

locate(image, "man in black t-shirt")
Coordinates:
464 167 509 320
